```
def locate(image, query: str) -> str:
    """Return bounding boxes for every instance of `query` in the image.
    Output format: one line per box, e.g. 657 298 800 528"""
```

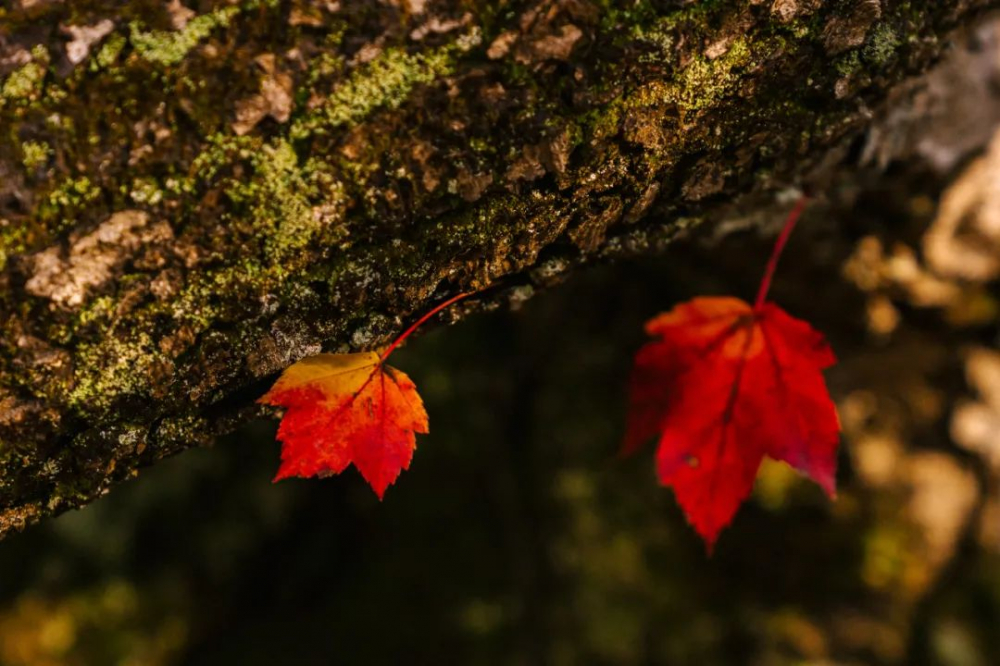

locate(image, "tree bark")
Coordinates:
0 0 995 536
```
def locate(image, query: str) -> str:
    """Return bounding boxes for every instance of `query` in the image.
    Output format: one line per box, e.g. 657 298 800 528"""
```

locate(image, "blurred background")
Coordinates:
5 13 1000 666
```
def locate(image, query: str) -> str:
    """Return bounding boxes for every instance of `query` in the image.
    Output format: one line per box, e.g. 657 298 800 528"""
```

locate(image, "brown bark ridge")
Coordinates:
0 0 995 536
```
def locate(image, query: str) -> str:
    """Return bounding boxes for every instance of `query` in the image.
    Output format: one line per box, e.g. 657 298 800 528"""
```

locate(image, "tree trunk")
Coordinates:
0 0 995 536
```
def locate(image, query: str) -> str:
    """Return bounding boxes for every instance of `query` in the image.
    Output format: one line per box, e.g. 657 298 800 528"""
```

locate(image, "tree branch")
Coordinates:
0 0 995 535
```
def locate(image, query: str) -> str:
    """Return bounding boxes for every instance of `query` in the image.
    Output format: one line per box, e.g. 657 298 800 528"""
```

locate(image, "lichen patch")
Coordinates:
61 20 115 66
232 53 295 136
25 210 173 307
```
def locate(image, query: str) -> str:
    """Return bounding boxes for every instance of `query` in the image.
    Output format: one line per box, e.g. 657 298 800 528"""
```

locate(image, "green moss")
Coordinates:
187 133 258 184
290 46 457 140
835 51 862 77
69 333 162 411
864 23 901 67
227 139 348 263
0 222 32 273
468 137 492 154
603 0 725 37
75 297 116 329
580 98 625 144
40 176 102 225
90 33 127 71
669 37 756 111
426 191 551 262
1 46 49 106
633 25 675 62
621 0 726 59
626 35 773 115
598 0 658 33
21 140 51 170
128 177 164 206
155 414 211 450
304 28 348 89
56 260 283 408
129 6 241 67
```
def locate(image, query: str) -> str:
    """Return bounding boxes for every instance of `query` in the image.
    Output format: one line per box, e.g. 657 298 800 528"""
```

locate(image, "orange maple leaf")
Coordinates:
260 294 466 498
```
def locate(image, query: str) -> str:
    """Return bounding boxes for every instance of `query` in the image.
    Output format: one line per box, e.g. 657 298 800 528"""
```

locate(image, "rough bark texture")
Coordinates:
0 0 995 536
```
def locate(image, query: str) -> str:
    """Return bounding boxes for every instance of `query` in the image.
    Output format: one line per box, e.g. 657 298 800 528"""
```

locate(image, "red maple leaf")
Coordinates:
260 293 467 498
623 198 840 549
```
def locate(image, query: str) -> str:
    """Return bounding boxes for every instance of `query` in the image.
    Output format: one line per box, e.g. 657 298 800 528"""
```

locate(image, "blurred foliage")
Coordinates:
2 157 1000 664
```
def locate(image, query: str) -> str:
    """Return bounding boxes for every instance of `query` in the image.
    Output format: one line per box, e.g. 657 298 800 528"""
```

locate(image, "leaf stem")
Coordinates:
380 292 471 361
753 195 809 311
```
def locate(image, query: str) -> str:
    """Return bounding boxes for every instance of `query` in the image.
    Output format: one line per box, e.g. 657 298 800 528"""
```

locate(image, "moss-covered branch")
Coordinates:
0 0 994 535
